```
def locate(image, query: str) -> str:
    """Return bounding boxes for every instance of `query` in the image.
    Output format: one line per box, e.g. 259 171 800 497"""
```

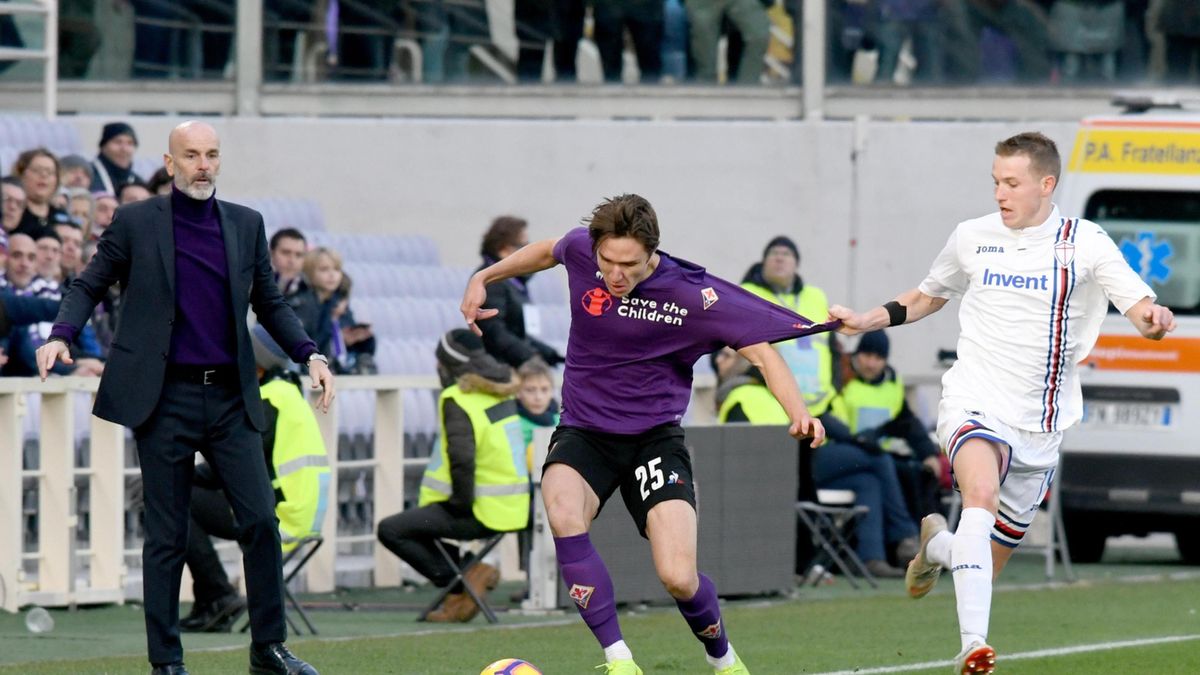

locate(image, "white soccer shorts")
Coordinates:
937 397 1062 549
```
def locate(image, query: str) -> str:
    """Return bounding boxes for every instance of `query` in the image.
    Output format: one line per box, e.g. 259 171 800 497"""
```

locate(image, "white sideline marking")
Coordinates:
809 634 1200 675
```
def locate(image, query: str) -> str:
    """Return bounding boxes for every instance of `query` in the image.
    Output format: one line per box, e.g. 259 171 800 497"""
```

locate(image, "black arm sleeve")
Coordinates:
818 410 856 444
442 398 477 515
724 403 750 423
882 401 938 460
477 283 537 367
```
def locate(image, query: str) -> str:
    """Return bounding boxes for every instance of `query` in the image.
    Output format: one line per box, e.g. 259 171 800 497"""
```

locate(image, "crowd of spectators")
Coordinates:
4 1 1195 85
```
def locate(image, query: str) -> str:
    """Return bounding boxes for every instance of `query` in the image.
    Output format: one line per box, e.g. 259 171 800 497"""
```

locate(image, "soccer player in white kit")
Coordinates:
829 132 1176 674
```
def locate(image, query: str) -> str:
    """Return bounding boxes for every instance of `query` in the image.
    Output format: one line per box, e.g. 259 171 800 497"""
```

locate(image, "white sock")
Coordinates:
951 507 994 650
926 530 953 568
705 644 737 670
604 640 633 663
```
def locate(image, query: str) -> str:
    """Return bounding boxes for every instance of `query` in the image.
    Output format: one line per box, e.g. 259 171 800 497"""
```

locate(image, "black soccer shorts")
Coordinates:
544 424 696 538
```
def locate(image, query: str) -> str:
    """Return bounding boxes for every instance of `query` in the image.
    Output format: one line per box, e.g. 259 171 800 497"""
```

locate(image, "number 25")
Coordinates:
635 457 664 500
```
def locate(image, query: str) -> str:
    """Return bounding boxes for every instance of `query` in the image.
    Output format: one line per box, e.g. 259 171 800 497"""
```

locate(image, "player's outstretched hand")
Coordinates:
789 415 826 447
35 339 73 381
460 272 498 337
828 304 866 336
1141 303 1176 340
308 359 335 413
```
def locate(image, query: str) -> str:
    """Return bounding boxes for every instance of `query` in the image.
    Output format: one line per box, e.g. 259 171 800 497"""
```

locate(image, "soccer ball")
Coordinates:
479 658 543 675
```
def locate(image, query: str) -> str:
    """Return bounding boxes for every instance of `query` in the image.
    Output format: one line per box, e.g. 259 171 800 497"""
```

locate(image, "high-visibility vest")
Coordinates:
718 382 790 425
419 386 530 532
261 378 331 552
741 281 835 415
831 371 906 446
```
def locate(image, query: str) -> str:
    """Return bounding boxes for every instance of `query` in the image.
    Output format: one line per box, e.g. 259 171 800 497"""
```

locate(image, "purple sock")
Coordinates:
555 533 622 648
676 573 730 659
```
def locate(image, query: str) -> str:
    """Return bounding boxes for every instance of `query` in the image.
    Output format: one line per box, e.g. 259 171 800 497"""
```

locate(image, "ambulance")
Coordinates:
1055 95 1200 563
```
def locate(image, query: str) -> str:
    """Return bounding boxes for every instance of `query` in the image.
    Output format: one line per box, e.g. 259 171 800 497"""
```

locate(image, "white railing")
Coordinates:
0 0 57 119
0 374 439 613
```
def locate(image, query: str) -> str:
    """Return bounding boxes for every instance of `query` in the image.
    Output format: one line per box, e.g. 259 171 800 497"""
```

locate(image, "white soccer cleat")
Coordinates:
905 513 948 599
953 641 996 674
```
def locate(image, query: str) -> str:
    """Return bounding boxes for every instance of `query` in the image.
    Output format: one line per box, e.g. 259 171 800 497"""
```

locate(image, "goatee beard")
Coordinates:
182 182 215 200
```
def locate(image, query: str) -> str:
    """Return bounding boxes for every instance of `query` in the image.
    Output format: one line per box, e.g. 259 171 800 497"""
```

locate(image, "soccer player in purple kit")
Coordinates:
460 194 838 674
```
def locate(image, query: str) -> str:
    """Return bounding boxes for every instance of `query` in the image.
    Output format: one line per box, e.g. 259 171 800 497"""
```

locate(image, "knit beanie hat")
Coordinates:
762 235 799 262
99 122 138 148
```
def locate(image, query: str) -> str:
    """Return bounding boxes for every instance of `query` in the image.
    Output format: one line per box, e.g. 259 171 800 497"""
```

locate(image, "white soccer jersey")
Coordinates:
919 206 1154 433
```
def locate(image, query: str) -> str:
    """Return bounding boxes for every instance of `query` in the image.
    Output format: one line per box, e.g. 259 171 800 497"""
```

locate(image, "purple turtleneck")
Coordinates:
168 185 236 365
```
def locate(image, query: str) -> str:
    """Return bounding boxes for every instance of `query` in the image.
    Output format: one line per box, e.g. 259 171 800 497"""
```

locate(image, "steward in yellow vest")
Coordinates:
740 236 838 416
711 347 789 425
181 326 330 634
377 329 529 623
825 330 944 526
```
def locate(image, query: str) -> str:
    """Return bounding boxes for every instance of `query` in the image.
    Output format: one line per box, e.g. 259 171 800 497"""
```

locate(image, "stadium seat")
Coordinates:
238 534 324 635
795 441 878 589
417 531 514 625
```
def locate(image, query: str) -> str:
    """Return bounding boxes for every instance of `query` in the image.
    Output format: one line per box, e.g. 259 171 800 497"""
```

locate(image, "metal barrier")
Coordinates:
0 0 57 118
0 374 438 613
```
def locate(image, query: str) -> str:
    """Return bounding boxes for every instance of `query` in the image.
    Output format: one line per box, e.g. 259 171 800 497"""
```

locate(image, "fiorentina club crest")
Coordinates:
1054 240 1075 267
568 584 595 609
697 620 723 639
701 286 718 310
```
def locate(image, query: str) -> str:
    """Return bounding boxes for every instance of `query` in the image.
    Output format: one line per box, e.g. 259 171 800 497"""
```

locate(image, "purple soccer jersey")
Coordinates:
552 227 838 434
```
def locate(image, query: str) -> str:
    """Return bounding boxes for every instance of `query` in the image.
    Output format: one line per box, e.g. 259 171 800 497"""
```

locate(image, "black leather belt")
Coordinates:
165 364 239 386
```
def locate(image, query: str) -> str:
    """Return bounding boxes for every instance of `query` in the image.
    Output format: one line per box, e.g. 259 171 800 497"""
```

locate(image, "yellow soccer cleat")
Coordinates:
714 654 750 674
596 659 643 675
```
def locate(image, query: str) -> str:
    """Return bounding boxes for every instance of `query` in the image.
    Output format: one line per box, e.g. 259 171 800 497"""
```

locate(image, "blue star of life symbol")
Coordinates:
1119 231 1173 285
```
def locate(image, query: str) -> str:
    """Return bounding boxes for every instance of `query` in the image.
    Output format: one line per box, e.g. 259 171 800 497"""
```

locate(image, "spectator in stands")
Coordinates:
741 236 838 419
830 330 946 528
962 0 1054 83
53 222 85 282
875 0 945 83
474 216 564 369
687 0 770 83
1 178 26 235
148 167 173 195
269 228 308 297
593 1 664 82
516 358 559 451
34 229 63 284
417 0 489 83
293 247 376 374
58 0 101 78
0 232 103 377
13 148 72 237
89 193 119 241
1158 0 1200 83
1048 0 1124 82
553 0 587 81
119 180 153 205
180 326 329 634
376 329 528 623
712 345 787 423
89 121 140 195
60 154 94 190
65 188 94 235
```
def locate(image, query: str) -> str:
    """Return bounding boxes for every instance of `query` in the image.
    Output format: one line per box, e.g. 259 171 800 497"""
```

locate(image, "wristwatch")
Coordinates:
307 353 329 367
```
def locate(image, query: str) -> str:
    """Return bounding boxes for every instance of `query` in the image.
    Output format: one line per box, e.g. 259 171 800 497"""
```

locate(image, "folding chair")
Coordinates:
418 532 508 624
795 440 878 589
238 534 325 635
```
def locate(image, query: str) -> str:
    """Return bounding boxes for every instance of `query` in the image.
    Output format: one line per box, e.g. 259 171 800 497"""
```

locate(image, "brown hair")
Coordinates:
586 194 659 254
12 147 61 192
480 215 528 259
517 358 555 384
995 132 1061 182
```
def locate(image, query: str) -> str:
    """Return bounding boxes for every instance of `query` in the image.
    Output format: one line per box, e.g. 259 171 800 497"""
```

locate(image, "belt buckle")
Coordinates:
203 369 215 385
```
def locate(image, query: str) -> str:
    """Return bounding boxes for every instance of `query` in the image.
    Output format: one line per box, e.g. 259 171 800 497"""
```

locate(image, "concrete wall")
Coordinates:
69 116 1080 376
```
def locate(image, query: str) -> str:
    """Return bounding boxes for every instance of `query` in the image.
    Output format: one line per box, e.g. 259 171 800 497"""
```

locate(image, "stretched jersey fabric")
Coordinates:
553 227 838 434
918 206 1153 433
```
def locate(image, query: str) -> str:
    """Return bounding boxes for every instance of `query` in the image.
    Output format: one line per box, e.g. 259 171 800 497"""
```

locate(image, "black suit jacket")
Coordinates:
53 194 314 430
